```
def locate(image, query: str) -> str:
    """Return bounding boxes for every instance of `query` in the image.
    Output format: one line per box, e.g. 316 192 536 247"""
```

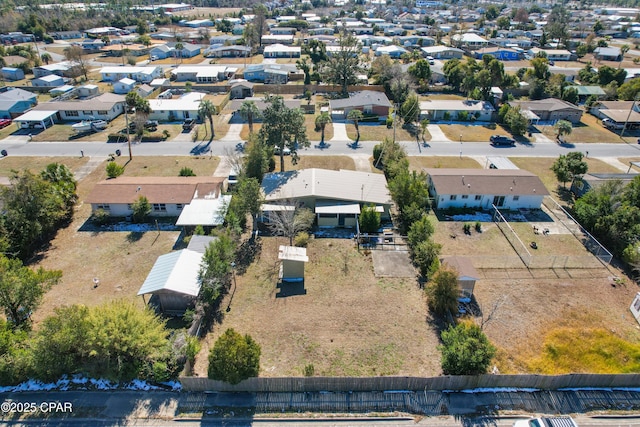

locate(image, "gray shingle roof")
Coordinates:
425 168 549 197
329 91 391 109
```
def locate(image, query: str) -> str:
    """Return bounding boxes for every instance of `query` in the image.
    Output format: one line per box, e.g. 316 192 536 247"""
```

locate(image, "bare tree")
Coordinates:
478 296 507 330
267 200 314 245
63 45 90 81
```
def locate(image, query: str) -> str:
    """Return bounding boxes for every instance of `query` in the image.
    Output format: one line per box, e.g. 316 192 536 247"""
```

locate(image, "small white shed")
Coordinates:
113 77 136 94
278 245 309 282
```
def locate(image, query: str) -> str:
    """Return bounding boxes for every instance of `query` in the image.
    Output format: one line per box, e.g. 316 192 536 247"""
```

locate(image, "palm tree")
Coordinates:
554 119 572 142
40 53 52 65
198 99 217 141
619 44 630 69
315 112 331 144
347 109 364 142
174 42 184 64
239 101 260 134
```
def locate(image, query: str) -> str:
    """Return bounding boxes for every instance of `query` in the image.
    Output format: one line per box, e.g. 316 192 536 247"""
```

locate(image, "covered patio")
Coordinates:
13 110 57 130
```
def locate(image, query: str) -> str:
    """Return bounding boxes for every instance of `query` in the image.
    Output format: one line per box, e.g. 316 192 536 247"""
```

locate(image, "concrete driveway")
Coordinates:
427 124 451 142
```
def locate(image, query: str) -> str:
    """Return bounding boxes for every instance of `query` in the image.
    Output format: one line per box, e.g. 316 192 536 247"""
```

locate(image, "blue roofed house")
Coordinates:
149 44 173 59
375 45 408 58
0 87 38 119
174 43 201 58
1 67 25 81
474 46 523 61
243 64 296 84
594 46 622 61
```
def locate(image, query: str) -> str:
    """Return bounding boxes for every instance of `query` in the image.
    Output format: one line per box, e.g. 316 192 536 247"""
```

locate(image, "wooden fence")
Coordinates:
180 373 640 392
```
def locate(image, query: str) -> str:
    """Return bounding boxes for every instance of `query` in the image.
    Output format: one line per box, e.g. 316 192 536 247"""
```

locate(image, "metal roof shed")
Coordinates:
137 249 203 315
278 245 309 282
13 110 57 130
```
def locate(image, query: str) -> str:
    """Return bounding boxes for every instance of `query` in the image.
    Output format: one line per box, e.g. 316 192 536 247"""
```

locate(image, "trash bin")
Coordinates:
115 149 121 156
1 150 7 157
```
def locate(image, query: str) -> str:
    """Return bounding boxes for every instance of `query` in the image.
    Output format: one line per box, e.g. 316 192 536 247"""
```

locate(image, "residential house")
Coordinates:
261 34 295 45
1 56 29 67
33 62 79 78
149 44 173 59
424 168 550 210
31 74 64 88
589 100 640 129
113 77 136 94
384 27 405 37
170 65 236 82
86 176 226 218
441 256 479 297
76 84 100 98
0 32 34 44
474 46 523 61
85 26 123 37
328 90 392 119
209 35 242 45
308 27 335 36
148 91 205 121
351 27 375 35
451 32 488 49
571 173 639 197
31 92 124 121
176 196 232 227
421 45 464 59
527 48 572 61
509 98 583 124
229 97 300 117
49 30 83 40
261 168 393 228
181 19 213 28
375 45 408 58
594 46 622 61
419 99 495 122
0 87 37 119
81 39 105 52
136 84 154 98
1 67 24 81
271 27 296 35
243 64 298 84
263 44 301 58
174 43 201 58
396 35 435 47
100 66 164 83
101 44 150 57
204 45 251 58
229 80 254 99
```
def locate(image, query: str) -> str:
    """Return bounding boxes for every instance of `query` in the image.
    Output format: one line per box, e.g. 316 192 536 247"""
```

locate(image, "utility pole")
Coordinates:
123 103 132 160
620 93 639 139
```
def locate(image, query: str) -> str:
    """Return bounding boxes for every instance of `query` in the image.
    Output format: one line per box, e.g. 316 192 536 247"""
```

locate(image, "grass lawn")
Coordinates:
237 114 333 142
193 237 442 377
107 155 220 177
0 157 89 177
208 54 264 66
345 122 414 142
620 157 640 172
440 123 530 143
0 125 19 140
538 114 623 144
408 156 482 171
272 155 356 172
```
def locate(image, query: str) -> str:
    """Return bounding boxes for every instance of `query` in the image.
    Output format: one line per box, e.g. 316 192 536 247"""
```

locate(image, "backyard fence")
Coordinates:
180 373 640 393
492 205 532 267
542 197 613 265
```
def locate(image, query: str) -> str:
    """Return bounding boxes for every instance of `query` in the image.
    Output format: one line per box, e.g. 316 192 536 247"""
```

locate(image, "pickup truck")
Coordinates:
182 118 196 131
513 416 578 427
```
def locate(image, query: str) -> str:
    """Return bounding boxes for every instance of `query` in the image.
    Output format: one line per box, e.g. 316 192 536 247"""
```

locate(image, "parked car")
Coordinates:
129 120 159 131
0 119 12 129
513 416 578 427
490 135 516 146
602 118 624 130
274 146 291 156
149 55 158 61
182 118 196 131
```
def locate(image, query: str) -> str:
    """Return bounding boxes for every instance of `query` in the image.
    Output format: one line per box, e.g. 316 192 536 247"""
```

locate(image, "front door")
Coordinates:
493 196 505 207
338 214 345 227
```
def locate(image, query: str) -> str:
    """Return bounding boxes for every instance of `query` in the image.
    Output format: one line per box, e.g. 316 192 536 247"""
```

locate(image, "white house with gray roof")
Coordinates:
261 168 393 228
32 93 125 121
420 99 495 122
100 66 164 83
329 90 391 119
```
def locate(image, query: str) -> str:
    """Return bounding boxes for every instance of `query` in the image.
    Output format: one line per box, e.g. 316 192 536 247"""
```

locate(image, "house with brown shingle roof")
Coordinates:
86 176 226 218
424 168 549 210
33 93 126 122
508 98 583 124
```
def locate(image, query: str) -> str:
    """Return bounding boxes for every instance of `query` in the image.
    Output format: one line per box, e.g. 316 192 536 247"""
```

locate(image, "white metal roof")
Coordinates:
261 204 296 212
137 249 203 297
118 77 136 85
315 203 361 214
100 66 160 75
37 74 63 82
175 195 231 226
14 110 57 121
278 245 309 262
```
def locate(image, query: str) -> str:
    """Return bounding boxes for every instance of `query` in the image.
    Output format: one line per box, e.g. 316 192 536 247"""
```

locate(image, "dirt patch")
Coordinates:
371 251 415 278
409 156 483 171
193 237 442 378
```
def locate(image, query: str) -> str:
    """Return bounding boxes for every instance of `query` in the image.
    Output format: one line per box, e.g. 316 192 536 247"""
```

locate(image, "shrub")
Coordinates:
439 321 496 375
131 195 151 223
92 208 111 226
127 56 136 66
185 336 201 367
425 268 459 316
294 231 310 247
413 240 441 279
106 161 124 179
162 129 171 139
193 225 205 235
386 117 393 128
475 221 482 233
463 223 471 235
152 360 171 382
359 205 381 233
208 328 261 384
179 167 196 177
303 363 315 377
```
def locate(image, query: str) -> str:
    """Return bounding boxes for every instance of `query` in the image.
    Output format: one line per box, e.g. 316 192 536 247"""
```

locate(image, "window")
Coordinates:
127 204 132 210
152 203 166 212
475 195 481 200
318 213 337 218
461 195 468 199
65 111 79 117
176 203 183 210
449 195 457 200
83 111 93 115
98 110 108 115
96 203 110 210
513 195 520 201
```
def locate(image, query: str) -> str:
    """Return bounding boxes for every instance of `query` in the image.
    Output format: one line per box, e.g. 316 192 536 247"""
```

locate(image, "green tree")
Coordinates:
106 161 124 179
561 87 579 105
359 205 381 233
131 195 151 223
138 34 151 47
296 57 312 85
198 231 236 304
208 328 261 385
551 152 588 188
554 119 573 140
496 16 510 30
239 100 261 134
618 78 640 100
198 99 217 141
174 42 184 64
413 239 441 279
484 5 499 20
179 167 195 176
233 177 263 230
504 106 528 136
0 255 61 328
321 29 364 96
40 162 77 216
40 52 51 65
314 111 331 144
347 109 364 142
400 92 420 126
407 59 431 91
259 95 309 172
425 267 459 316
439 321 496 375
407 215 435 250
243 135 269 182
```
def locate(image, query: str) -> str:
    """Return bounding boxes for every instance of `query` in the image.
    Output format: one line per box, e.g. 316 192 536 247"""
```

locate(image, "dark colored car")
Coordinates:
182 118 196 131
490 135 516 146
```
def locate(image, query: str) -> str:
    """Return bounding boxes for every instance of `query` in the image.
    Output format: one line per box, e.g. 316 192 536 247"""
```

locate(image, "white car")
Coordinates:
513 417 578 427
149 55 158 61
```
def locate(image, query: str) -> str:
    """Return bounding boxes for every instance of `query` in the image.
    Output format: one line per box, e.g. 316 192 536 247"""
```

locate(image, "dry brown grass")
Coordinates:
408 156 482 171
193 237 442 377
109 155 220 177
0 157 89 177
440 123 529 143
238 115 334 142
345 123 414 142
272 155 356 172
538 114 622 144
